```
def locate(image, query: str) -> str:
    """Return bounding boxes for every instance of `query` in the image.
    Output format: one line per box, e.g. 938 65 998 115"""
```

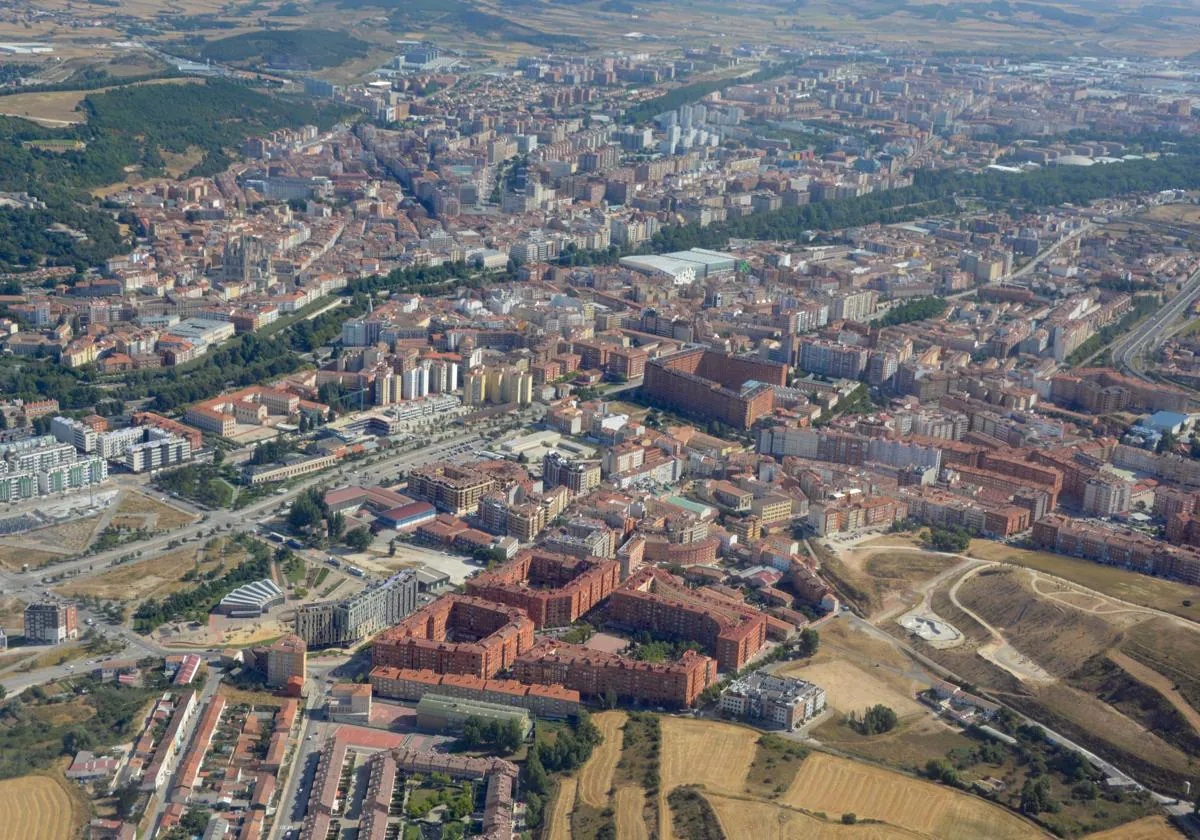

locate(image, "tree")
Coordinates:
288 492 323 532
1020 777 1054 815
850 704 898 736
343 526 372 551
796 628 819 658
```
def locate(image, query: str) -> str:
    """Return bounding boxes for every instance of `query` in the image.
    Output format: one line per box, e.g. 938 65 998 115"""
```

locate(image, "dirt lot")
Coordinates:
577 711 625 808
782 752 1041 839
17 514 105 554
966 541 1200 623
111 490 198 532
0 771 89 840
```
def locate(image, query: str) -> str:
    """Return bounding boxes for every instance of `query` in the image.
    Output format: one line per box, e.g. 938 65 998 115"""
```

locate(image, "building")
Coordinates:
293 569 418 647
643 348 784 430
720 672 826 729
24 600 77 644
215 579 284 617
372 594 535 679
327 683 372 724
369 666 580 719
608 567 767 672
513 639 716 707
464 549 620 628
266 634 307 689
415 693 532 739
542 451 601 495
408 462 496 515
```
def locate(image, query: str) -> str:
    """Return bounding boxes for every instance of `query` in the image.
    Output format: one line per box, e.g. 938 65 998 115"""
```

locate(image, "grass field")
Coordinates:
577 711 625 807
782 752 1041 839
545 777 576 840
966 540 1200 622
30 698 96 727
0 90 90 125
812 715 976 778
0 771 89 840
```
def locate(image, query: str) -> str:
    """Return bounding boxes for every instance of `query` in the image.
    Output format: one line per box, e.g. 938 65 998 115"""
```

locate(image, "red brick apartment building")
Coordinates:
464 549 620 628
607 567 767 672
372 595 535 679
1033 514 1200 585
643 348 785 430
513 639 716 707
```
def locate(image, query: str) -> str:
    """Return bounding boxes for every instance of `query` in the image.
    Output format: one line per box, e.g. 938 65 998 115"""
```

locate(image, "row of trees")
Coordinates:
522 712 603 829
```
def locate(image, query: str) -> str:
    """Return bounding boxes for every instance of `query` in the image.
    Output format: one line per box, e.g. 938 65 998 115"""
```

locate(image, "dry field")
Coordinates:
54 541 230 602
0 596 26 631
112 489 199 528
706 793 921 840
1083 816 1183 840
0 544 66 572
0 771 88 840
545 776 576 840
782 753 1042 839
659 717 758 795
577 711 626 807
614 785 650 840
30 698 96 727
1107 649 1200 734
21 513 105 553
966 540 1200 623
777 659 923 719
0 90 90 125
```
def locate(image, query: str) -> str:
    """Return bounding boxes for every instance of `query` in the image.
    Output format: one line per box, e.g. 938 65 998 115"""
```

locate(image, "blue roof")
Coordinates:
1145 410 1188 429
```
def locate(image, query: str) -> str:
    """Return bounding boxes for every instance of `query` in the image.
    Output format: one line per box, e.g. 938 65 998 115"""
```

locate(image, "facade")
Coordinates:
542 451 601 495
327 683 372 724
24 600 77 644
293 569 419 647
720 672 826 729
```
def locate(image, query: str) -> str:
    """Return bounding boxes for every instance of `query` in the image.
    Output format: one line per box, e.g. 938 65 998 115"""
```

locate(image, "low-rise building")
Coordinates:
719 672 826 729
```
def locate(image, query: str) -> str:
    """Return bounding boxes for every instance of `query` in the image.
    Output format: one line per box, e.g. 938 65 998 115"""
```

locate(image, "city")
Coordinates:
0 2 1198 840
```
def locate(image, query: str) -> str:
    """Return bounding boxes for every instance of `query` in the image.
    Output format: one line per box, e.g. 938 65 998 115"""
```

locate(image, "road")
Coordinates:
1003 223 1094 285
145 668 224 839
1110 265 1200 385
0 428 485 595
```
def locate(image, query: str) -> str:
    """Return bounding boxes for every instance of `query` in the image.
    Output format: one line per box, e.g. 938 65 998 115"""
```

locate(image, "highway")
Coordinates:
1109 265 1200 384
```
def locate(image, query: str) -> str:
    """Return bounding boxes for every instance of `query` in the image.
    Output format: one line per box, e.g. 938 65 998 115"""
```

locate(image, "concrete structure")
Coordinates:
327 682 372 724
